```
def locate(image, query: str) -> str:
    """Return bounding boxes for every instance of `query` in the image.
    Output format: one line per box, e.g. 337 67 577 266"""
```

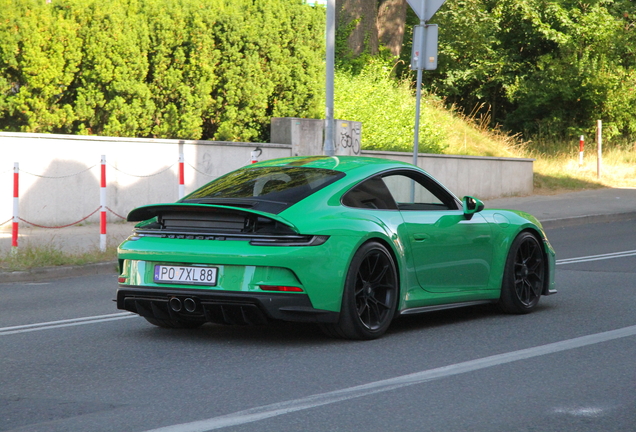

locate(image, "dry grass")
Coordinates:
531 153 636 193
0 243 118 272
432 102 522 157
437 102 636 194
525 143 636 194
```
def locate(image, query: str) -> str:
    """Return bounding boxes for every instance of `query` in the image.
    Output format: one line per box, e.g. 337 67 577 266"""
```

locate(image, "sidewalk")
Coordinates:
485 187 636 229
1 187 635 282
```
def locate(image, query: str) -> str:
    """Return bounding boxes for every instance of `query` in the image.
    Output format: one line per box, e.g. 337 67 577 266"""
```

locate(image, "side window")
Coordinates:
342 176 398 210
382 173 458 211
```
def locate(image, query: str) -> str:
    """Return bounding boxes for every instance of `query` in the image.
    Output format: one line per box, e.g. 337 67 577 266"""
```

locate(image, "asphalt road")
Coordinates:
1 219 635 432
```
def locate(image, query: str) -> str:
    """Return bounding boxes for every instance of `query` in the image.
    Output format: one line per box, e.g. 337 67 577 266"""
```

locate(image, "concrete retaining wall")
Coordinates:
0 132 289 226
0 131 533 226
271 117 362 156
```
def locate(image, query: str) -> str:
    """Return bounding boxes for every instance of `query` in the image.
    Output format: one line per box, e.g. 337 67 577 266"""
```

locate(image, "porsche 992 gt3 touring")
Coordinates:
116 156 556 340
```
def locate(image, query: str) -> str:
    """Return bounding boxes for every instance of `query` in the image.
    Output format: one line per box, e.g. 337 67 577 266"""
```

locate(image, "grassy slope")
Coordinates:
428 101 636 194
335 65 636 194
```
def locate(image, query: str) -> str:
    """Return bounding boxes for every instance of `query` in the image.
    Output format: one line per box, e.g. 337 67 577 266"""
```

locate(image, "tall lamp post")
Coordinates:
324 0 335 156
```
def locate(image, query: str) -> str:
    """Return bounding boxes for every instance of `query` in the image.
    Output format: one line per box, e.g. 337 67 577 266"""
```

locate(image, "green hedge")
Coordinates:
0 0 325 141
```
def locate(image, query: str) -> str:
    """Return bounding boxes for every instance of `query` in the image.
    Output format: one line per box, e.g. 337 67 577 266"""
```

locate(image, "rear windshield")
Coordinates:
182 166 345 214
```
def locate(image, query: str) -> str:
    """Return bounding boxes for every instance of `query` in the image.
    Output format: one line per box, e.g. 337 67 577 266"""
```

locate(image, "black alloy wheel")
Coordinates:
321 241 398 340
499 232 545 314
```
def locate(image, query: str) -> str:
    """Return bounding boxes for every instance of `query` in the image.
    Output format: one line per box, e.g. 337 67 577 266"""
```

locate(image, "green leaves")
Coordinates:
411 0 636 143
72 0 154 136
335 60 447 153
206 0 324 142
143 0 219 139
0 0 324 141
0 0 82 132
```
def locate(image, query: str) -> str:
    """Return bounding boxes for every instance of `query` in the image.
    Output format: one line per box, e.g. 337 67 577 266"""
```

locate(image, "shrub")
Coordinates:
0 0 325 142
335 61 447 153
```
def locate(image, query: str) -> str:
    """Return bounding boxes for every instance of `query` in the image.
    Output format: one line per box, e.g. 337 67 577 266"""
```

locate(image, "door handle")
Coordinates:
413 233 430 242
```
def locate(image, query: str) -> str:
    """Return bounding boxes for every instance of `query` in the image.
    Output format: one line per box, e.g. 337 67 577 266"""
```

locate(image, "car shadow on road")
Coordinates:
125 301 556 345
130 318 336 346
388 301 556 335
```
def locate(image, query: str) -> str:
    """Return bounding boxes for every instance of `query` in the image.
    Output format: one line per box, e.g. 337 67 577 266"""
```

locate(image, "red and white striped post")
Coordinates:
578 135 584 167
12 162 19 252
100 155 107 252
597 120 602 179
178 143 185 199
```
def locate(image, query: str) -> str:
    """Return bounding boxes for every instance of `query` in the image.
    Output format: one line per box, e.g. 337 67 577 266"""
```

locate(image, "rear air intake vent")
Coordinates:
160 211 246 233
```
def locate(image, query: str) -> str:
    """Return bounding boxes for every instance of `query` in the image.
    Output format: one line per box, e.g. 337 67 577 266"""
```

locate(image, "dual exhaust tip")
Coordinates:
169 297 197 313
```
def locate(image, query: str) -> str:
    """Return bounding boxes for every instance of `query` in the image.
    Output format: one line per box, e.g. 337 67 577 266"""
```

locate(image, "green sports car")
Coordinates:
116 156 556 339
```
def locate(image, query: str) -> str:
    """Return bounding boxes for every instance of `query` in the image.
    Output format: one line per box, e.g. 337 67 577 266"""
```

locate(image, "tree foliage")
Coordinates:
336 0 636 144
410 0 636 142
5 0 635 148
0 0 325 142
335 0 409 69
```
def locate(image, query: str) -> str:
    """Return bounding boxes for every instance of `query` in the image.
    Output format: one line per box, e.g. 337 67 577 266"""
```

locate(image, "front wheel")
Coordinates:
498 232 545 314
321 241 398 340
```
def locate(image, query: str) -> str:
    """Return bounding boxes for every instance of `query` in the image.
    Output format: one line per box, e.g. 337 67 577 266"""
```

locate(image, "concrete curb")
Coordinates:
540 211 636 230
0 261 118 283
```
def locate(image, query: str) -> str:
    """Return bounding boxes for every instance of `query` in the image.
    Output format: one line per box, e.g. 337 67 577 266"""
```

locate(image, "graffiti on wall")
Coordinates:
334 122 361 155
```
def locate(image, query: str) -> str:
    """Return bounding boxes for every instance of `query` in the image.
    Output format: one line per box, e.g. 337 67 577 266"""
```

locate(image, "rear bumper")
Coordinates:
117 286 340 325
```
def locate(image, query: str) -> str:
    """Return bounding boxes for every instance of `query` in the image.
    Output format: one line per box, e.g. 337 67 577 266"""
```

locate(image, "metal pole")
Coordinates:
412 69 423 167
412 20 425 168
411 20 425 201
410 65 423 203
324 0 335 156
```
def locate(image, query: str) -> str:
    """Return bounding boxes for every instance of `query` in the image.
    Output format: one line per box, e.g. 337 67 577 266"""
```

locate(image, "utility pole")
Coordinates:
406 0 446 167
324 0 336 156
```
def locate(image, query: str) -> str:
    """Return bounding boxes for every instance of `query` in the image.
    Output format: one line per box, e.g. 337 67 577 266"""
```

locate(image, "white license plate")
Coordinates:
154 265 218 286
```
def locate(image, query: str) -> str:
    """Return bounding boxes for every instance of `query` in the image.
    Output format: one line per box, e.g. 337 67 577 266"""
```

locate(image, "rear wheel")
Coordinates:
321 241 398 340
499 232 545 314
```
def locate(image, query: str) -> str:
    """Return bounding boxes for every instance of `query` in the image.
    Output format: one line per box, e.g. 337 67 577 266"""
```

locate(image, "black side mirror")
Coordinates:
462 196 485 220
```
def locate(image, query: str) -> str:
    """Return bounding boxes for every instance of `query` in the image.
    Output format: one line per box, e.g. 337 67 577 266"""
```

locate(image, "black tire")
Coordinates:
143 316 205 329
498 232 545 314
321 241 398 340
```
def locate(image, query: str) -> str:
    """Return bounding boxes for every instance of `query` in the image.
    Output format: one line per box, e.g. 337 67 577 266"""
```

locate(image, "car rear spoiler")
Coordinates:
126 203 299 233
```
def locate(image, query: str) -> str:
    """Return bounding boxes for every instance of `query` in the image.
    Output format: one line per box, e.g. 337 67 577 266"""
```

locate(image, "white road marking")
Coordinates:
553 406 606 418
144 325 636 432
556 249 636 265
0 312 136 336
